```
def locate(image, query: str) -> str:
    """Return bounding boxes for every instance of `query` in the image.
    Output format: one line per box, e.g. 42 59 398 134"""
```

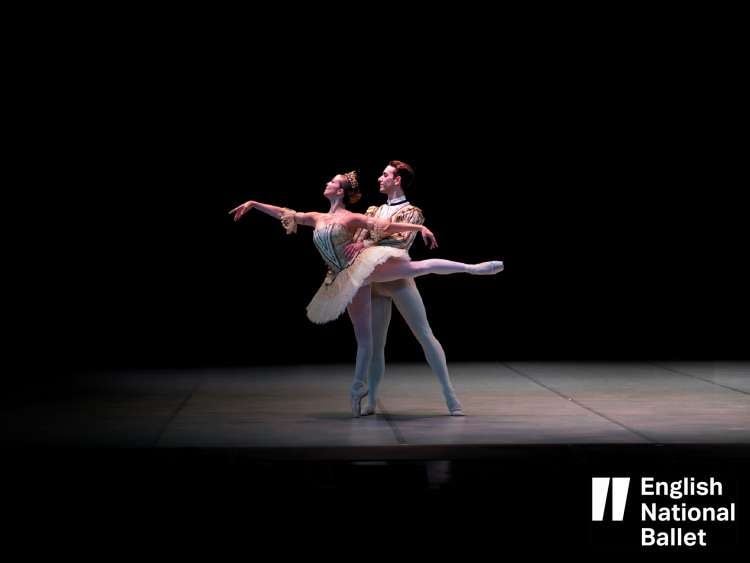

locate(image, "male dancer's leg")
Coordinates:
389 279 463 414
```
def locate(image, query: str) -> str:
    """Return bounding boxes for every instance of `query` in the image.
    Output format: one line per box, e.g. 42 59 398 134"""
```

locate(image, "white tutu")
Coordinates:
306 246 409 324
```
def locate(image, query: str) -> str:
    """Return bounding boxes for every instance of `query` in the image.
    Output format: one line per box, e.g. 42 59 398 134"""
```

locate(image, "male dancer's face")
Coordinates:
378 165 400 196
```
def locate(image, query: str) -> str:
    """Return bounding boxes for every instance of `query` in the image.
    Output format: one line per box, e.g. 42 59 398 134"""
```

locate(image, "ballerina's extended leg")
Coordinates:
366 258 504 284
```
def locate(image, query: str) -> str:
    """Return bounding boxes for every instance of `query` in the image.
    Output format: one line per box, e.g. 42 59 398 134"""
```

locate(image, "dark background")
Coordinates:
48 138 715 374
4 14 745 557
36 114 719 376
12 19 731 385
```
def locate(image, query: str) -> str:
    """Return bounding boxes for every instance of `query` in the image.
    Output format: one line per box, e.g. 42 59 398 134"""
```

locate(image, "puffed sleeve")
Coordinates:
279 208 298 235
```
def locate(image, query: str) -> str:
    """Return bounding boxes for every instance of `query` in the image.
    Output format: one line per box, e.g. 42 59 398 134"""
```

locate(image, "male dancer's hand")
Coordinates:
420 226 438 249
344 241 365 260
228 201 255 222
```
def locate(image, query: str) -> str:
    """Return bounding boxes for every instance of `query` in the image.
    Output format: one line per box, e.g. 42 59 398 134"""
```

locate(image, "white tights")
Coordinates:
365 258 472 284
368 279 461 412
348 257 499 399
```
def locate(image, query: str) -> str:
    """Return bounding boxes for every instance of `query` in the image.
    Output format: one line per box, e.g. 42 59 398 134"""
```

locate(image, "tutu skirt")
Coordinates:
306 246 409 324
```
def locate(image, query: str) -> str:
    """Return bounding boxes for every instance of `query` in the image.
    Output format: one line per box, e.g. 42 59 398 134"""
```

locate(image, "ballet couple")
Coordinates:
229 161 503 417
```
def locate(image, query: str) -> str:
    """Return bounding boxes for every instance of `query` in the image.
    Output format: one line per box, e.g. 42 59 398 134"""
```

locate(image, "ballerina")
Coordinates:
229 170 503 417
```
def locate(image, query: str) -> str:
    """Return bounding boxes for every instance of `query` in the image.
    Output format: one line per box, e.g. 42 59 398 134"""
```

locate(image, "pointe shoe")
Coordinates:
472 261 504 275
447 398 465 416
351 389 369 418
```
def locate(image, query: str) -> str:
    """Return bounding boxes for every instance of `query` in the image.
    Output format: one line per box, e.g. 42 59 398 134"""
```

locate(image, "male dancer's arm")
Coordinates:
352 206 379 245
348 205 425 258
373 206 424 249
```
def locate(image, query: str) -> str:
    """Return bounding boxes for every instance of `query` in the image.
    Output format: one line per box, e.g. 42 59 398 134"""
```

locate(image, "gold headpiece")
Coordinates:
343 170 359 190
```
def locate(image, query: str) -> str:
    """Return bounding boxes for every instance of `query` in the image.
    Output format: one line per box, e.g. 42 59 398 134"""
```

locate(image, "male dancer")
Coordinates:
346 161 465 416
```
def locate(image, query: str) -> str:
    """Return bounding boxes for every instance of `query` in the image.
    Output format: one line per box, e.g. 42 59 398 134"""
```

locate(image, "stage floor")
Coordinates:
4 362 748 452
3 362 749 553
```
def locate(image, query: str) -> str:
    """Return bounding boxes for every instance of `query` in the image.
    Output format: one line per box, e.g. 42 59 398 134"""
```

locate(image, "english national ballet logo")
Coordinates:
592 477 630 521
590 475 739 550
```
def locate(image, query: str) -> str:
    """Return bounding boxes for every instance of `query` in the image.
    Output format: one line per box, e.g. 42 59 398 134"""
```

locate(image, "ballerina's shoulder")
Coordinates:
316 211 371 232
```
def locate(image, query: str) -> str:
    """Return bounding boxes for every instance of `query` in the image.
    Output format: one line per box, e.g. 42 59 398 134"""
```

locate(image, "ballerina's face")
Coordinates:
324 176 346 199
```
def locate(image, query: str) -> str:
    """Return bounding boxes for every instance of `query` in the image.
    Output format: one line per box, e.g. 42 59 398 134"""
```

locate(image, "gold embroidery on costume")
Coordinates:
361 204 425 250
280 208 298 235
372 218 391 242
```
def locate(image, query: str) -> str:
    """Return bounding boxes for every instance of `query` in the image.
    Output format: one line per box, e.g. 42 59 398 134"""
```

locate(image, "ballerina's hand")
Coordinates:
421 226 438 249
228 201 254 222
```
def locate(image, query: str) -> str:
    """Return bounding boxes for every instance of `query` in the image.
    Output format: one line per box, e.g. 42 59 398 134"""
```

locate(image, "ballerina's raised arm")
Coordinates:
228 200 321 227
228 200 437 249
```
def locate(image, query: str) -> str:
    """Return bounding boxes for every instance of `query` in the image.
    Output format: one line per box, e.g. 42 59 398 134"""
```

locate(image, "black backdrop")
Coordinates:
5 19 746 557
49 145 716 374
16 33 727 381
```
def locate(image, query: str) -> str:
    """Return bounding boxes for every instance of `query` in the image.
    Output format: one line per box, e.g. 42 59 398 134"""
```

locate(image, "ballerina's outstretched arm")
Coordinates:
228 200 321 231
343 214 438 250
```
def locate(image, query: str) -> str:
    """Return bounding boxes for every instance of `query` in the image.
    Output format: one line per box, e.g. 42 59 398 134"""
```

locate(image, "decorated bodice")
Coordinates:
312 222 356 274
